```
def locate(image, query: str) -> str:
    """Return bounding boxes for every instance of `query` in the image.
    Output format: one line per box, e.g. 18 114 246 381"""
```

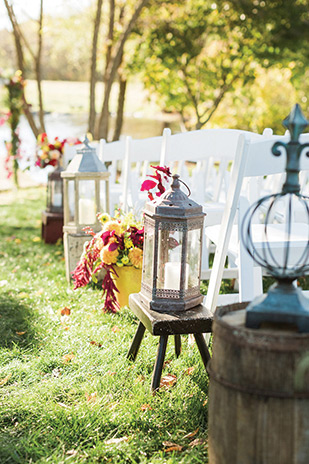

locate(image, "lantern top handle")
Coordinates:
171 174 191 197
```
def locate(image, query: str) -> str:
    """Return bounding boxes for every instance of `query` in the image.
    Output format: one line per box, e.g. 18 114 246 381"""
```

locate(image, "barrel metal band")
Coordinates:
207 364 309 399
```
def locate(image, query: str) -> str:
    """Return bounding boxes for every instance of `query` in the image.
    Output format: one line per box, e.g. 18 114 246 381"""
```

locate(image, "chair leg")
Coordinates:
194 333 211 371
151 335 168 391
127 322 146 361
174 334 181 358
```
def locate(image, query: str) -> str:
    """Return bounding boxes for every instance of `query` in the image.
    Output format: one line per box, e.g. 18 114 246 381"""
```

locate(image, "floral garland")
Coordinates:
2 71 25 187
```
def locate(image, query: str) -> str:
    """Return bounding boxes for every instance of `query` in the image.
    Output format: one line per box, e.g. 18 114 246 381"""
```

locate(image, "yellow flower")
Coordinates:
103 220 122 236
125 239 133 249
121 256 130 265
128 247 143 268
98 212 111 225
100 245 119 265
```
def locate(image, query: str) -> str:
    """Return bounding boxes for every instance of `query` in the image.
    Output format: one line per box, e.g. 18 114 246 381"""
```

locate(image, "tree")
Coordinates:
4 0 46 137
88 0 150 141
132 0 309 130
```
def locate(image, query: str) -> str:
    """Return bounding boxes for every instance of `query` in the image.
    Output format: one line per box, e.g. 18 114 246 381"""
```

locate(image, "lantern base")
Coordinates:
246 281 309 332
63 231 90 283
140 292 204 313
41 210 63 244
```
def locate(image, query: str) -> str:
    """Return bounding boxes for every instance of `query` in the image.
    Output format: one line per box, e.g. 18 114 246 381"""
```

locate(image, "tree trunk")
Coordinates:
36 0 45 133
88 0 103 136
112 77 127 141
96 0 149 140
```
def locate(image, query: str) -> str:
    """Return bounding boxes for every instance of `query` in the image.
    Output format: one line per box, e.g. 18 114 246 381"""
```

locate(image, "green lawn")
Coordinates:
0 187 209 464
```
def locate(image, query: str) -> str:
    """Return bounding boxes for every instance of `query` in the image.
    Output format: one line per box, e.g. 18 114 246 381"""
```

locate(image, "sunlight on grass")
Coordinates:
0 187 209 463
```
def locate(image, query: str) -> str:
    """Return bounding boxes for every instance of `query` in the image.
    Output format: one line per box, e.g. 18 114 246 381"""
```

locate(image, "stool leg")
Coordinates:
151 334 168 392
127 322 146 361
194 333 211 371
174 334 181 358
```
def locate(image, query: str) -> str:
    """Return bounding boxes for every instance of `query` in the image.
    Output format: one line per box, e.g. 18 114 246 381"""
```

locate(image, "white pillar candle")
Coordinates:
53 192 62 207
79 198 96 224
164 262 189 290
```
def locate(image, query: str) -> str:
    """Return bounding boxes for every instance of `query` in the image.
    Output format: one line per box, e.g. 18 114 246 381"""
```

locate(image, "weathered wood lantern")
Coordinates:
41 164 64 244
140 174 205 313
61 137 110 281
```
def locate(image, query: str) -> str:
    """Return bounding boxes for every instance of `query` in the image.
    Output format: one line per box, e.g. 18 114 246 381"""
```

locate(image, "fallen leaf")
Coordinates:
111 326 120 333
85 392 97 403
32 236 41 242
203 398 208 406
62 353 75 363
55 250 62 255
90 340 102 347
0 374 12 386
108 401 119 410
105 437 128 445
141 404 152 411
189 438 206 447
61 306 71 316
14 238 21 244
16 331 26 336
186 367 195 375
160 374 177 388
106 370 116 376
183 428 199 439
163 441 183 452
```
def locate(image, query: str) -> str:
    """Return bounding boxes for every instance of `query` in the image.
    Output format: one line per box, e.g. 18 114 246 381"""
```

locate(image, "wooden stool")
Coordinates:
127 293 213 391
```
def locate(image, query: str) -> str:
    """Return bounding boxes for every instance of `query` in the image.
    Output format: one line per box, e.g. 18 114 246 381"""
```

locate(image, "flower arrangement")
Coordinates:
72 211 144 313
141 165 172 200
35 133 81 168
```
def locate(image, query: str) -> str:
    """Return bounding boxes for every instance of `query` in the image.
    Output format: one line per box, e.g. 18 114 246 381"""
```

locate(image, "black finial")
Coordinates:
283 103 308 142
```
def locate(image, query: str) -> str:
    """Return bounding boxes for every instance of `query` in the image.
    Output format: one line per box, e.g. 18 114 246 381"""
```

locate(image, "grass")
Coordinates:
0 187 209 464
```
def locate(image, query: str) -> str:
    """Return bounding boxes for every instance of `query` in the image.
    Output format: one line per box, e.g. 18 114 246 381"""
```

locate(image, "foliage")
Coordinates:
0 186 210 463
132 0 309 130
73 211 144 313
2 70 25 187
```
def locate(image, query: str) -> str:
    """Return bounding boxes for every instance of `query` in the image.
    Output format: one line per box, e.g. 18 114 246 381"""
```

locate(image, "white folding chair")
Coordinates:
121 135 164 214
159 128 263 276
205 132 309 315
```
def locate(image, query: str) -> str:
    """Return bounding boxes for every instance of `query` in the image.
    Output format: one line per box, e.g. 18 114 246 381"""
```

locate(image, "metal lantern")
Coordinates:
61 137 110 234
241 104 309 331
61 137 110 281
46 164 64 213
140 174 205 313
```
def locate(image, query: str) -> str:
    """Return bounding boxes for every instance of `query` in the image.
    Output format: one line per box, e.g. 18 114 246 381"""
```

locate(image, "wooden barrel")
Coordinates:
208 302 309 464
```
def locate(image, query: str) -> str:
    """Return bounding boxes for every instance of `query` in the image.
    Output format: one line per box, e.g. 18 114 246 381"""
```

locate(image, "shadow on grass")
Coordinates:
0 291 40 350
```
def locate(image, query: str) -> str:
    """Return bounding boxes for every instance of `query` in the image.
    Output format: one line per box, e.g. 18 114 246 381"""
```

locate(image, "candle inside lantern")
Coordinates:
79 198 96 224
53 192 62 207
164 262 189 290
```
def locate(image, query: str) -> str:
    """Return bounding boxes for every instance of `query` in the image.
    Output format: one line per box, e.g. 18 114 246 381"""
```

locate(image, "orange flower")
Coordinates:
100 245 119 265
103 221 122 236
128 247 143 268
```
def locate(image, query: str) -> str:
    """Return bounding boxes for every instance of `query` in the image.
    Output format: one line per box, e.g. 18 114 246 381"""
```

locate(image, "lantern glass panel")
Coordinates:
100 179 108 213
186 228 201 288
157 228 188 291
78 180 96 224
68 180 75 223
142 222 155 287
51 179 62 209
